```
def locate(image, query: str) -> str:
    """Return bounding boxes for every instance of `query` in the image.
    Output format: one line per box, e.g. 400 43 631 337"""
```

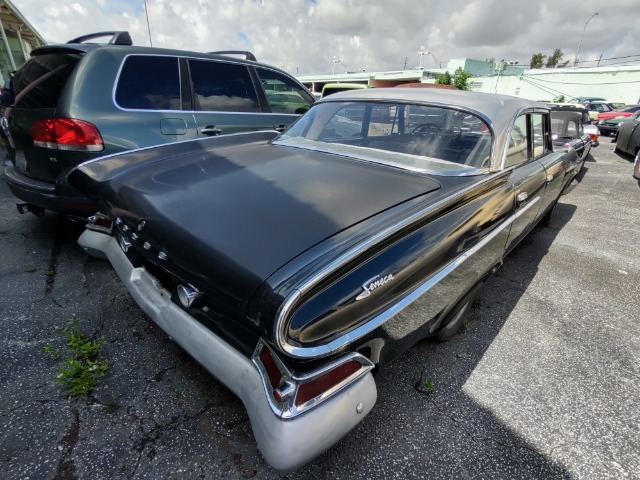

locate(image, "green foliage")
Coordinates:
44 316 109 398
424 379 435 391
553 94 566 103
546 49 570 68
452 67 472 91
435 70 452 85
435 68 472 90
530 53 546 69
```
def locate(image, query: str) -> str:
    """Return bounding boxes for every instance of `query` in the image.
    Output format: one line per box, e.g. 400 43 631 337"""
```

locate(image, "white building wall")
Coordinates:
469 66 640 104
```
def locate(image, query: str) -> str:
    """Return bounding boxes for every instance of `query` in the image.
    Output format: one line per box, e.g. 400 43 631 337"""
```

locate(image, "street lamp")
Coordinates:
332 56 348 74
418 46 438 69
574 12 598 67
418 46 426 69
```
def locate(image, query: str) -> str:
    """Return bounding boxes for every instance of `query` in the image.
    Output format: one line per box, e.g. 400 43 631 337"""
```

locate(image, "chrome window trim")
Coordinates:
111 53 300 115
274 180 540 359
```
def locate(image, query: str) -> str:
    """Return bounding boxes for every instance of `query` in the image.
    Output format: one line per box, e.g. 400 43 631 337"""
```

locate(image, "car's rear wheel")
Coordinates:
634 151 640 180
434 297 473 342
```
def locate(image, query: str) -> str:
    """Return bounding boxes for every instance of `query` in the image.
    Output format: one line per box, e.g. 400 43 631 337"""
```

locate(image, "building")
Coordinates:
297 58 640 105
0 0 45 85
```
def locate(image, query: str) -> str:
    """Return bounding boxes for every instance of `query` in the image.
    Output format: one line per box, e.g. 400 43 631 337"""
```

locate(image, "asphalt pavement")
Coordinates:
1 138 638 479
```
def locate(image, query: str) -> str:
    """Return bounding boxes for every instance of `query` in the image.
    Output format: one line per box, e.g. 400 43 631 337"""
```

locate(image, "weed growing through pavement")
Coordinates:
423 379 435 391
44 316 109 398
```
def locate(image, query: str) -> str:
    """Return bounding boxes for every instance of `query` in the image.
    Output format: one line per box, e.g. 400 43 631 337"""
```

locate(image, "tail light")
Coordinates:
588 132 599 142
253 341 373 418
32 118 104 152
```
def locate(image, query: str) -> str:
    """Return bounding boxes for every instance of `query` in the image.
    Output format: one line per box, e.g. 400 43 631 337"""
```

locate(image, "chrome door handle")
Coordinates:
516 191 528 205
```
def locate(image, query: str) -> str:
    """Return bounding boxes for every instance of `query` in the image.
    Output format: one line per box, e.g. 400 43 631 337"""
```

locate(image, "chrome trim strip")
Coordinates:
276 193 541 359
110 53 306 115
77 229 377 473
252 339 374 419
69 130 279 174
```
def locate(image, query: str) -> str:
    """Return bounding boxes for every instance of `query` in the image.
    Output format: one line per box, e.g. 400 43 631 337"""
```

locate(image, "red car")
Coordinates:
597 104 640 122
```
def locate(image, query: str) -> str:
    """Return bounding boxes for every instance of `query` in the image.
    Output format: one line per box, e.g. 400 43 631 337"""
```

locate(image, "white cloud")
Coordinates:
12 0 640 74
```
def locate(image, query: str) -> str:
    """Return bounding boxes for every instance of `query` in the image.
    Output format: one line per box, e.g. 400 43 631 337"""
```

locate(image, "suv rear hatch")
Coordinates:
6 50 86 184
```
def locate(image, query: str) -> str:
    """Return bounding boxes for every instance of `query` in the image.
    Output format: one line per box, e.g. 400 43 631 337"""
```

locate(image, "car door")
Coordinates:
503 113 547 253
253 67 314 132
532 112 567 206
186 58 276 137
112 55 198 148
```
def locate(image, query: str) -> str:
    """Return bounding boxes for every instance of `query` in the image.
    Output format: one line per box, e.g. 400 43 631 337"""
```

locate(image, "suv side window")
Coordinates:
188 60 260 113
116 56 180 110
256 68 313 114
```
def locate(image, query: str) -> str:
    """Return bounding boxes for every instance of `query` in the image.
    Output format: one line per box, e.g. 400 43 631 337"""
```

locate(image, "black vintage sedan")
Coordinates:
68 89 578 471
614 113 640 179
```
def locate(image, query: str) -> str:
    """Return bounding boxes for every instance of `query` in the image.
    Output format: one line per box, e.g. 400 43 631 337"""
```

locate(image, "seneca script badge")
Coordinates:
355 273 395 301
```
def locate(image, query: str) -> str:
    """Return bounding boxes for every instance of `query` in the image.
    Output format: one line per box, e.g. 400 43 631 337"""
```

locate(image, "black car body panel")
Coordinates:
68 89 576 471
69 130 442 311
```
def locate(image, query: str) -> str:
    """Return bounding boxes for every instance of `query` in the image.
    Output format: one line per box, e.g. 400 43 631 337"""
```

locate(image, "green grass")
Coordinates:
44 316 109 398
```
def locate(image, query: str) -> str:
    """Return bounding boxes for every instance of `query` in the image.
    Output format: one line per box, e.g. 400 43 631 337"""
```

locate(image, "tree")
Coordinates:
530 53 546 69
546 49 570 68
435 70 452 85
452 67 472 90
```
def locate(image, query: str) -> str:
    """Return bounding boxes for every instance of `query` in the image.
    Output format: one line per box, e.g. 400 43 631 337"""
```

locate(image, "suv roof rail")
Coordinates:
67 31 133 46
209 50 257 61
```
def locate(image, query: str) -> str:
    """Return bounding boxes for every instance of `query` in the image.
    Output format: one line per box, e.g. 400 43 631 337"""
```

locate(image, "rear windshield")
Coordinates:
12 53 81 109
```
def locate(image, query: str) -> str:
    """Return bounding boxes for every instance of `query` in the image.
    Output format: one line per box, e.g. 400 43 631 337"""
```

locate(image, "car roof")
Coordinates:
319 87 546 120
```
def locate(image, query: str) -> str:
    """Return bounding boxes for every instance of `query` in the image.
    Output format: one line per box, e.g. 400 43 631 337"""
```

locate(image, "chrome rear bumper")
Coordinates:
78 229 377 471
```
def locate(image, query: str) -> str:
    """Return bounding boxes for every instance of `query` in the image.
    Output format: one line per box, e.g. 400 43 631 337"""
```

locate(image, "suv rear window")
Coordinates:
116 55 181 110
13 53 81 109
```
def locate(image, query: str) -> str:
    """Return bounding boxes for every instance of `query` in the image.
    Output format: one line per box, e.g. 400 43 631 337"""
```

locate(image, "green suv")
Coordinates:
2 31 314 216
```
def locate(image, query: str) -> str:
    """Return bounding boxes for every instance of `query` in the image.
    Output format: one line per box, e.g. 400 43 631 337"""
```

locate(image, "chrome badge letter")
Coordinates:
355 273 395 301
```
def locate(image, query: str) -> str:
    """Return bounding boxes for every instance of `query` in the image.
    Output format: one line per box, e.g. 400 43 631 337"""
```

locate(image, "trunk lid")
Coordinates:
70 134 441 306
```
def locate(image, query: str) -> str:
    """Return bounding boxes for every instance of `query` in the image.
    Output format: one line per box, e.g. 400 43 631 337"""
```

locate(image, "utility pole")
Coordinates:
403 56 408 70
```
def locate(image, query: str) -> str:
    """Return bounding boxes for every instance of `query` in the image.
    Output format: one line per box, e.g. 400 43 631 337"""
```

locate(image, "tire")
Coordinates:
435 298 472 342
539 201 556 226
634 152 640 180
614 144 620 154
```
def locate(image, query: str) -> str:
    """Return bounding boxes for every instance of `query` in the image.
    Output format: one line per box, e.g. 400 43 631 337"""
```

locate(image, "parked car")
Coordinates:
569 96 607 103
321 82 370 98
614 111 640 176
599 110 640 137
2 31 314 217
68 89 578 472
597 104 640 123
581 101 616 122
550 109 591 174
547 103 599 146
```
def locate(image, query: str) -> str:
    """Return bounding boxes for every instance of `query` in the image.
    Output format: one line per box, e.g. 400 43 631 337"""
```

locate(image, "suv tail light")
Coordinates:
32 118 104 152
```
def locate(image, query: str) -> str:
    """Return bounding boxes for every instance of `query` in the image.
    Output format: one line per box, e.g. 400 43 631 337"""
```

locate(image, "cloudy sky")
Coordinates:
13 0 640 75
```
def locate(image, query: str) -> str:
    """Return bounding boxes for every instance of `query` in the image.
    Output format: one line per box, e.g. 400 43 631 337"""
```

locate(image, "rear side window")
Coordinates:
188 60 260 113
256 68 313 114
116 56 181 110
13 53 81 109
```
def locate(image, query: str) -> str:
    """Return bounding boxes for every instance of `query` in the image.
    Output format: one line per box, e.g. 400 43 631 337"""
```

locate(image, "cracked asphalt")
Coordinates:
1 139 639 479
